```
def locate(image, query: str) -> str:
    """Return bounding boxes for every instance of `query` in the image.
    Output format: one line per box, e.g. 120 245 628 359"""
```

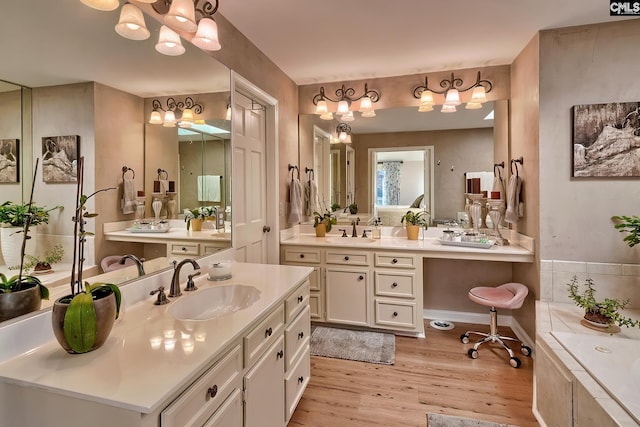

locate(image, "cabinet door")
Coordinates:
203 389 242 427
244 335 285 427
325 268 368 326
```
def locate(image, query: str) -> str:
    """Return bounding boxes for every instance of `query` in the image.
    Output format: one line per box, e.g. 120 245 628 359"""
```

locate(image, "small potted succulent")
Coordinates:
313 210 336 237
9 244 64 275
400 210 429 240
567 276 640 330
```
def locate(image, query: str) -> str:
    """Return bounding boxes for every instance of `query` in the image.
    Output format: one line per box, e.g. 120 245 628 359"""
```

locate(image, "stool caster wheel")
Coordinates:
467 348 478 359
521 345 532 357
510 357 521 368
460 333 470 344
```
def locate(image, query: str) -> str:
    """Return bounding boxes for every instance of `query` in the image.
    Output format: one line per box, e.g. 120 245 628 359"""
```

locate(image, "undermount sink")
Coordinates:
168 284 261 321
325 237 377 244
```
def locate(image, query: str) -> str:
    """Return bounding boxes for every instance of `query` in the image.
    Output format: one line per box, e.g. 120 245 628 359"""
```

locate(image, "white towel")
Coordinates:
198 175 221 202
121 178 136 215
158 179 169 195
505 175 522 224
288 178 303 224
491 176 505 200
305 179 321 216
466 171 494 193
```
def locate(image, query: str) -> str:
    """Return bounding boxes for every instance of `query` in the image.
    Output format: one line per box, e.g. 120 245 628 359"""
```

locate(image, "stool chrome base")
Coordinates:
460 307 532 368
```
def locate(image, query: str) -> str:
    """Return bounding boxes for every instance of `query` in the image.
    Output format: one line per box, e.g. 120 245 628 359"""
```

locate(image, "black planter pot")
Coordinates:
0 284 42 322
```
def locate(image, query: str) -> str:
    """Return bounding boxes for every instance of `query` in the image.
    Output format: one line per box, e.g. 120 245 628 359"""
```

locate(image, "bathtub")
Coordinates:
551 330 640 424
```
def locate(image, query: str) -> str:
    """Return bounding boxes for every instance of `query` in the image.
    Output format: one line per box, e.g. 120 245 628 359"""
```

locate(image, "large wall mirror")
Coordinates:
0 0 231 325
300 101 501 225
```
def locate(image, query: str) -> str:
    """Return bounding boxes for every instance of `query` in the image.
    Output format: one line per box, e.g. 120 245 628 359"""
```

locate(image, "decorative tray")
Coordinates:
126 228 170 233
439 239 494 249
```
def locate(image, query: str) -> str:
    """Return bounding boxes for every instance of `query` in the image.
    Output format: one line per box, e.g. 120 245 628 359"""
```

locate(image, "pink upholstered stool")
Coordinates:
460 282 532 368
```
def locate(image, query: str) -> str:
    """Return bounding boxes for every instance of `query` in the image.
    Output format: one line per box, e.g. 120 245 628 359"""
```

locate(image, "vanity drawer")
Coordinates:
161 344 242 427
374 252 416 269
202 244 224 256
285 280 310 322
326 250 370 266
284 305 310 369
284 248 321 264
309 293 323 319
374 271 415 298
285 350 310 422
170 242 200 256
202 389 242 427
244 304 285 367
374 299 416 328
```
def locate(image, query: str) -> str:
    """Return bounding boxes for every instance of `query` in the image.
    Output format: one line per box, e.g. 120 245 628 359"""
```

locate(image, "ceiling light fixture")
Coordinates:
149 97 204 126
82 0 222 56
412 71 492 113
313 83 381 121
336 123 352 144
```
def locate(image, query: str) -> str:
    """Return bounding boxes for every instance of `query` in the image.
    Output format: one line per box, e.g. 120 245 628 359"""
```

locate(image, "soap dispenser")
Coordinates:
372 218 381 239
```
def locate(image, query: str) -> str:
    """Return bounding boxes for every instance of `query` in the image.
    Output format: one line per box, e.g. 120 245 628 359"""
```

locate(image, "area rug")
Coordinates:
310 326 395 365
427 413 517 427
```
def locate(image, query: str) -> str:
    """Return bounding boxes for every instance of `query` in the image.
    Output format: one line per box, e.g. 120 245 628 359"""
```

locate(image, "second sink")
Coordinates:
168 284 261 321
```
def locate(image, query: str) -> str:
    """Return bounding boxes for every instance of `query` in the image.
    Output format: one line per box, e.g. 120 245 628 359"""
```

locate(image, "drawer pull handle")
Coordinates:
265 327 273 338
392 258 398 264
392 311 398 317
181 247 187 252
391 282 398 288
206 385 218 400
358 275 364 281
298 331 304 339
344 256 350 261
298 376 304 384
298 295 303 303
300 254 305 259
277 350 284 359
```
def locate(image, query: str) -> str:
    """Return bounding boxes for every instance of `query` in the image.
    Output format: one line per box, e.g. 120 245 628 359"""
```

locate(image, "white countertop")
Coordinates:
0 262 312 414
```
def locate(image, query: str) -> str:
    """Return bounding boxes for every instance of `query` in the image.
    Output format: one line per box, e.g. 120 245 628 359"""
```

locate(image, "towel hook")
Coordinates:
305 167 314 181
122 166 135 180
288 164 299 179
510 157 523 177
157 168 169 180
493 161 504 179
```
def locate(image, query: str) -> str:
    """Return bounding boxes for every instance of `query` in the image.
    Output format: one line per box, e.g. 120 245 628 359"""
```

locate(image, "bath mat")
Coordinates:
427 413 517 427
310 326 395 365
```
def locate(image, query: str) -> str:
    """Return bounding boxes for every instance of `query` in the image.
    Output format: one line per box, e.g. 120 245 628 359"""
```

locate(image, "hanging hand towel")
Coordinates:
121 178 136 214
288 178 303 224
491 175 505 200
504 175 522 224
305 179 320 216
198 175 221 202
159 179 169 196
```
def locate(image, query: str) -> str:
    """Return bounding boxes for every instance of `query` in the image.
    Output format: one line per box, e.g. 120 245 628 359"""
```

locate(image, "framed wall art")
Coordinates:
0 138 19 183
572 102 640 178
42 135 79 183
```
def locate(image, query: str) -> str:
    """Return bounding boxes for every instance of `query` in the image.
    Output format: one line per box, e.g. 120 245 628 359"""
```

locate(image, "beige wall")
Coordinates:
0 90 22 202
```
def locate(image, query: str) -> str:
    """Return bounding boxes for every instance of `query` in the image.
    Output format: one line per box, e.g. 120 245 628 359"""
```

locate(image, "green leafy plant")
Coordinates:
400 210 429 228
612 215 640 247
9 244 64 273
330 203 341 212
567 276 640 329
348 203 358 214
0 201 62 227
0 273 49 299
184 207 210 230
313 210 336 232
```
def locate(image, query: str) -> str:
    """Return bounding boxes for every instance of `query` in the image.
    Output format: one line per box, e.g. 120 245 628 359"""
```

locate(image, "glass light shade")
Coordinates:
178 121 192 128
469 86 487 104
465 102 482 110
338 131 347 142
361 110 376 118
80 0 119 11
149 110 163 124
444 88 461 106
419 90 435 106
418 104 434 112
319 112 333 120
115 4 150 41
164 0 197 33
340 111 354 122
225 106 232 121
441 104 457 113
163 110 177 126
359 96 373 113
337 100 350 115
155 26 185 56
181 108 194 123
191 18 221 51
315 99 328 115
344 134 352 143
330 136 340 144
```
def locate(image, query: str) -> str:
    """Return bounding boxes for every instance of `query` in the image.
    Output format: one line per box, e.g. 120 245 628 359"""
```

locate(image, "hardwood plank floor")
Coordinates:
288 320 539 427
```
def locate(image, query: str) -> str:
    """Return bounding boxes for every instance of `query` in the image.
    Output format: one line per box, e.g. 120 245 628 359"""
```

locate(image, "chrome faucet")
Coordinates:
169 259 201 297
351 220 358 237
119 254 145 277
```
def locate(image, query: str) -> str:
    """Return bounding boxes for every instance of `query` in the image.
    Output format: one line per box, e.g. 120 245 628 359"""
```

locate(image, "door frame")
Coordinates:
231 71 279 264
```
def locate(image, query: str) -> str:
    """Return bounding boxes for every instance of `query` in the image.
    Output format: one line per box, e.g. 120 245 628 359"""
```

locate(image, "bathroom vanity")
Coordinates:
0 256 312 427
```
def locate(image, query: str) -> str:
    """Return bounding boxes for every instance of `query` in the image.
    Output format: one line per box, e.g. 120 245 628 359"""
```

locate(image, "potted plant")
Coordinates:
184 207 207 231
313 210 336 237
0 201 61 266
567 276 640 330
330 203 341 212
51 157 121 354
612 215 640 247
401 210 429 240
348 203 358 215
9 244 64 275
0 273 49 322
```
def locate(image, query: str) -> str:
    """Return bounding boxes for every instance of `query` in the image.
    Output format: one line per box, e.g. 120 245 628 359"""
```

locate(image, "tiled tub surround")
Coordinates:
536 259 640 426
0 248 313 427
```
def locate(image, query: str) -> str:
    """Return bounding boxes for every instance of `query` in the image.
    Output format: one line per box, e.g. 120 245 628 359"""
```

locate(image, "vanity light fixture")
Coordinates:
412 71 492 113
336 123 352 144
149 97 204 127
82 0 222 56
313 83 381 121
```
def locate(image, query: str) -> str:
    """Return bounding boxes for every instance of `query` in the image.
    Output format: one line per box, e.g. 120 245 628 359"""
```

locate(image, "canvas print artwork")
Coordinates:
572 102 640 177
42 135 79 183
0 138 19 183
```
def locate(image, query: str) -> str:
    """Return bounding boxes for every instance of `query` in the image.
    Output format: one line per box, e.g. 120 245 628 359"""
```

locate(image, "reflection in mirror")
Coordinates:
0 80 28 204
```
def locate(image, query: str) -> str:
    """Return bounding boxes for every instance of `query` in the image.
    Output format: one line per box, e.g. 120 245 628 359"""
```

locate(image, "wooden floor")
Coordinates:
288 320 539 427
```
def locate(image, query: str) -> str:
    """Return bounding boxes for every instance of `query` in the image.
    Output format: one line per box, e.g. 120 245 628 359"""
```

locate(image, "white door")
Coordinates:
233 91 267 263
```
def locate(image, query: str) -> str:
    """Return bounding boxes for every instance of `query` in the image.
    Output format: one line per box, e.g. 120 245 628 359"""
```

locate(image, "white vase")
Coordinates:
1 226 37 267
